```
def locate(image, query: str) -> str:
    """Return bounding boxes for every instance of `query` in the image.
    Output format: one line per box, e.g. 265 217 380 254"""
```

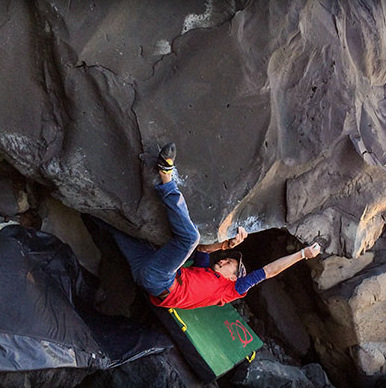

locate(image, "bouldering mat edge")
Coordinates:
170 304 263 376
153 303 263 382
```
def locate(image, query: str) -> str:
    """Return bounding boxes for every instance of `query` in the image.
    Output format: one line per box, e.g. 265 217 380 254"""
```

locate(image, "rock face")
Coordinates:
248 278 311 357
1 0 386 255
232 349 336 388
3 1 386 388
40 197 102 275
310 252 374 291
304 249 386 388
239 227 386 388
78 349 219 388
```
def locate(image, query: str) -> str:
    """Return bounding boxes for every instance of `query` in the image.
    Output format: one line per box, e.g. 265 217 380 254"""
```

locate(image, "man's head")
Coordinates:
212 251 246 281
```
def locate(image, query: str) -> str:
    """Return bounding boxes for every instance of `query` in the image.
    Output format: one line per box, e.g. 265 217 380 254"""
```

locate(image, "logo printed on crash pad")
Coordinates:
224 320 253 348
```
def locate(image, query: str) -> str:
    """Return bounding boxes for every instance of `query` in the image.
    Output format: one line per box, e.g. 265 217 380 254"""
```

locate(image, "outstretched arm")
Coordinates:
263 242 321 279
235 243 321 294
197 227 248 253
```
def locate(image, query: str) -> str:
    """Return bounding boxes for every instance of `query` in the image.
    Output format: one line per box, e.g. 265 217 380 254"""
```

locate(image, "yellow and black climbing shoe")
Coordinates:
157 143 176 174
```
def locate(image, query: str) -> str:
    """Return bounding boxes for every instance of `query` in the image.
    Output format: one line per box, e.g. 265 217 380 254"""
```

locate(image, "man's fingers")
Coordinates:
237 227 248 240
228 227 248 249
308 243 321 257
313 243 321 254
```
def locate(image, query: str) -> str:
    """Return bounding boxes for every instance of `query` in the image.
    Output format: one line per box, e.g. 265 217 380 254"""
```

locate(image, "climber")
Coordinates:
89 143 321 309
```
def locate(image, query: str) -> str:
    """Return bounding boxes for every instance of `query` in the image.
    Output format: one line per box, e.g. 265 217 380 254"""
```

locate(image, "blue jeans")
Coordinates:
97 181 200 296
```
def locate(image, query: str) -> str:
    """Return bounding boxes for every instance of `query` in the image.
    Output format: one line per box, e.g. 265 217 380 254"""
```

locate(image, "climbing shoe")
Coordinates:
157 142 176 174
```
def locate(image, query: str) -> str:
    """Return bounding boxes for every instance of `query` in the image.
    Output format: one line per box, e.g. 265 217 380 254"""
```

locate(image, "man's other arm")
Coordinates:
263 243 321 279
235 243 321 294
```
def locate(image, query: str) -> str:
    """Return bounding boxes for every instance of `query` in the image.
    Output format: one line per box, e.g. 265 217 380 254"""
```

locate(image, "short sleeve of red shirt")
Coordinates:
150 266 246 309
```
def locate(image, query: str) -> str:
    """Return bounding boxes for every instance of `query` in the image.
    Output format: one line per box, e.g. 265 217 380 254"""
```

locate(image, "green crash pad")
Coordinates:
154 303 263 382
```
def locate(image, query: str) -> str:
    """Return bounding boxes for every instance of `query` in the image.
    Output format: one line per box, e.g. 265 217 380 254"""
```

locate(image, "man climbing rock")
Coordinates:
88 143 320 309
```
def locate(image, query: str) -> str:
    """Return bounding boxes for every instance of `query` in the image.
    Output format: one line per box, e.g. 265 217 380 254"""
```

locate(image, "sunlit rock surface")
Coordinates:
1 0 386 255
2 1 386 387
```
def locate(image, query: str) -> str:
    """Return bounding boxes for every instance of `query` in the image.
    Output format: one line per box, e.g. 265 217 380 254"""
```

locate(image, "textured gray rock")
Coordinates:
247 278 311 357
78 350 219 388
0 368 90 388
40 196 101 275
1 0 386 256
232 355 336 388
0 161 30 218
304 261 386 387
0 177 19 217
3 1 386 387
310 252 374 291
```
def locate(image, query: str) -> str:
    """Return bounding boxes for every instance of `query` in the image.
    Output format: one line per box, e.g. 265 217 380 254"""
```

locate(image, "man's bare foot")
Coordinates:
159 170 172 184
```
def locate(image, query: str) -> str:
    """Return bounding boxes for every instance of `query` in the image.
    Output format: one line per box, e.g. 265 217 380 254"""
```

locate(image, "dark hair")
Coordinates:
213 250 246 278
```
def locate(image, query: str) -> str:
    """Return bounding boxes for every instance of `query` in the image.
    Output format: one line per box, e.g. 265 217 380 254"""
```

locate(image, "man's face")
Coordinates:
213 258 238 281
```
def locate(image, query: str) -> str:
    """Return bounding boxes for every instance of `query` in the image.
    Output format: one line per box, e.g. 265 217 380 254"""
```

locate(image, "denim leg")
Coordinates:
83 215 156 282
111 229 156 282
139 181 200 295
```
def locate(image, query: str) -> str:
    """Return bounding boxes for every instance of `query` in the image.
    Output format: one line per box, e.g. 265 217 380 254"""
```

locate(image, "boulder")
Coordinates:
3 1 386 387
0 1 386 256
310 253 374 291
232 355 336 388
305 263 386 387
247 278 310 357
40 196 101 275
78 349 219 388
0 369 91 388
0 161 31 218
0 177 19 217
351 342 386 376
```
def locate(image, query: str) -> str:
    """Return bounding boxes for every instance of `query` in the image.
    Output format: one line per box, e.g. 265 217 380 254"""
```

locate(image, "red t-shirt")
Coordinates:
149 266 246 309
